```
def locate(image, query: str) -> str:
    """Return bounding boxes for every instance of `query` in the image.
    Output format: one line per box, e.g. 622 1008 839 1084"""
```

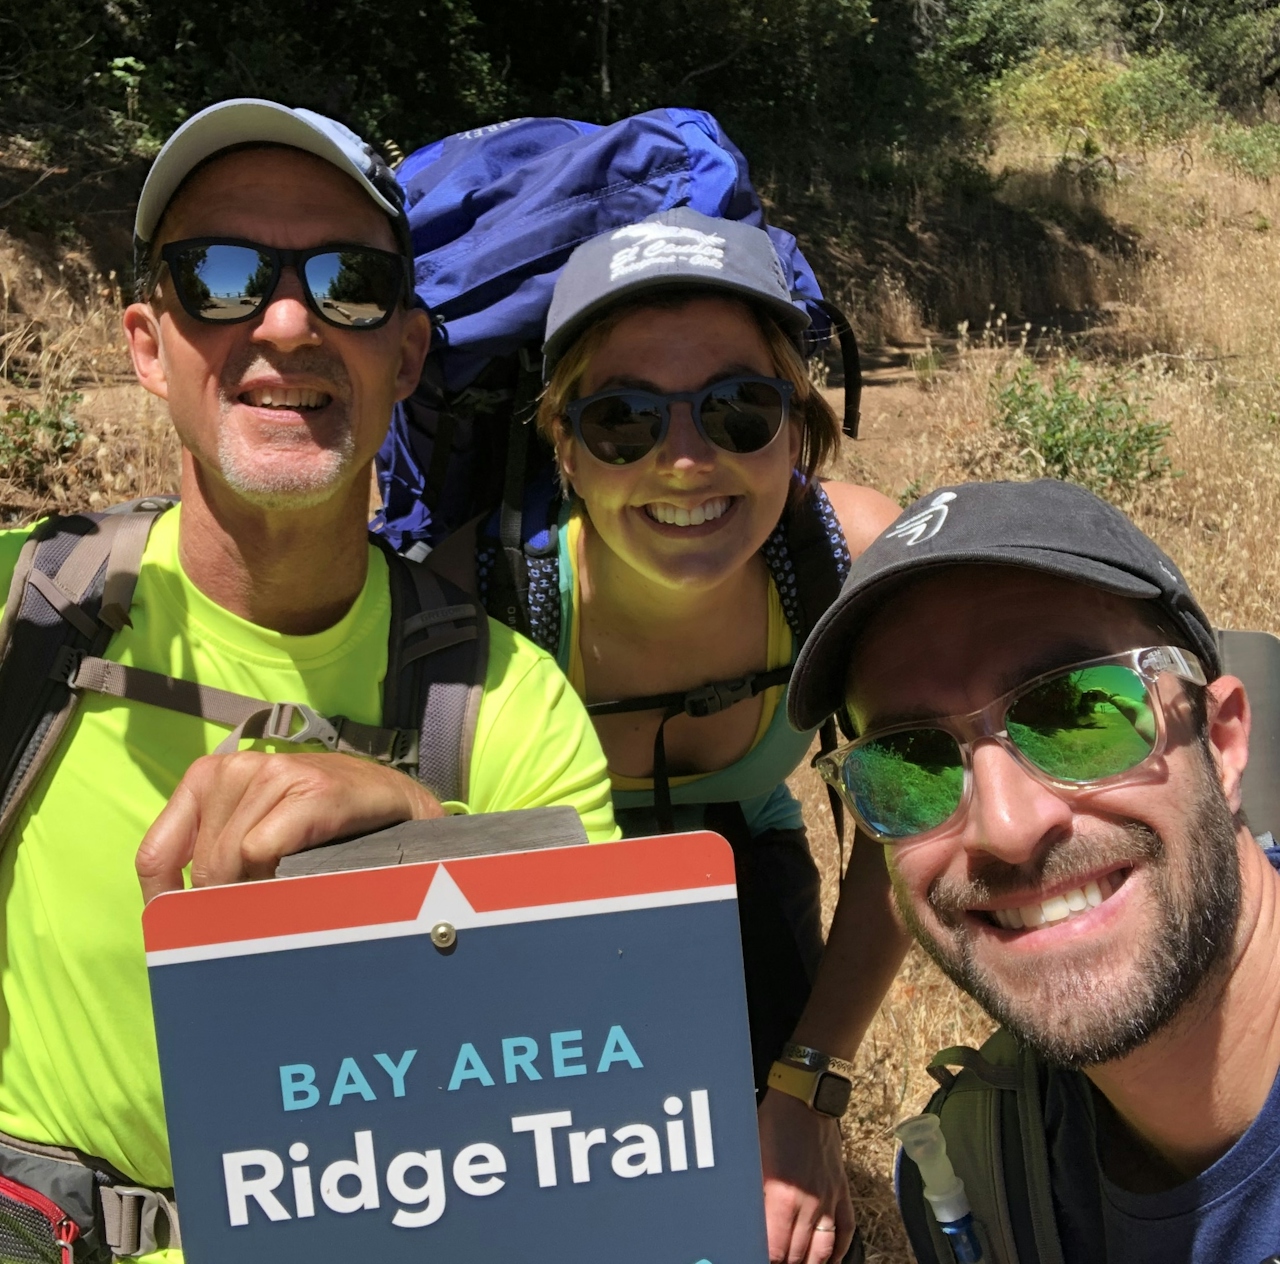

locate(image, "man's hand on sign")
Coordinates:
137 752 444 902
759 1088 855 1264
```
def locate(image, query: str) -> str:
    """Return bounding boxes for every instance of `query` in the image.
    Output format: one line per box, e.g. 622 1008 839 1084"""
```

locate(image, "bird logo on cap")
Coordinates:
886 491 957 546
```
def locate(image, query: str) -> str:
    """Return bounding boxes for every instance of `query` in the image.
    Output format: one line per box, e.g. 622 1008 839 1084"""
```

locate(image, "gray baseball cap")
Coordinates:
542 207 810 376
134 98 410 255
788 478 1220 731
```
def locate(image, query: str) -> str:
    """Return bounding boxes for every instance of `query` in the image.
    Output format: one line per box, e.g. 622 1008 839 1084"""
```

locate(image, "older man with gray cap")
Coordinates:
789 478 1280 1261
0 100 615 1262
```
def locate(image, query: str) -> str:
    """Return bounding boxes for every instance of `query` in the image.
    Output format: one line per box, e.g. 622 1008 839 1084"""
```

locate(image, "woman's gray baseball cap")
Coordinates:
542 207 810 377
788 478 1220 731
134 98 410 259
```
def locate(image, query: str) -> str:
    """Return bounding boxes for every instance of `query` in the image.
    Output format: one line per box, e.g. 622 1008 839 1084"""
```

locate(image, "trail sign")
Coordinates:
143 831 767 1263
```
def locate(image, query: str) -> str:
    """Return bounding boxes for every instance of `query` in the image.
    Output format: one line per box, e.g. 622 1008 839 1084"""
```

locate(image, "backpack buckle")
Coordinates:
100 1184 181 1258
388 728 419 771
683 675 755 718
264 703 342 750
49 646 85 687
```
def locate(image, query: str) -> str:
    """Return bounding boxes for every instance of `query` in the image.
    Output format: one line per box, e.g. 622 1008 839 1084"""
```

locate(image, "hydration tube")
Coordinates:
895 1114 986 1263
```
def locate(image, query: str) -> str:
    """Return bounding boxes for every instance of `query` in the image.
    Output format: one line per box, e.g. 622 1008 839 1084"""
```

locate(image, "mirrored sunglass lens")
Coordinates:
699 380 786 453
171 245 272 321
303 250 400 328
843 728 965 838
577 395 664 464
1007 665 1156 782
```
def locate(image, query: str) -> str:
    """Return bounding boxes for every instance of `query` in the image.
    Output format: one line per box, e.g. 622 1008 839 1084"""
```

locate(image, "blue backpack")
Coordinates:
373 108 861 560
372 110 861 841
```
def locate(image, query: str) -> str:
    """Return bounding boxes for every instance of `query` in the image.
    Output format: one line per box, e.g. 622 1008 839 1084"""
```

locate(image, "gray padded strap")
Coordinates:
100 1184 182 1258
50 524 116 601
401 624 478 665
26 570 100 639
98 510 157 631
398 564 483 803
402 604 477 634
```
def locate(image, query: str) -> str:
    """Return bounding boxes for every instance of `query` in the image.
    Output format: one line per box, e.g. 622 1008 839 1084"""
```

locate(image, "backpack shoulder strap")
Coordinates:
764 482 853 852
0 500 173 846
763 481 852 645
381 540 489 805
899 1029 1066 1264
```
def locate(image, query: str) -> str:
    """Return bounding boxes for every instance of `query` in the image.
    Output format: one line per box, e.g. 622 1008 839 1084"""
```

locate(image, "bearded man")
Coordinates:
788 478 1280 1262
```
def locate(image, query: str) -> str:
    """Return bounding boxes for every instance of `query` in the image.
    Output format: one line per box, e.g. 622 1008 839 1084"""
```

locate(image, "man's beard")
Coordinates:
217 348 355 509
893 757 1243 1068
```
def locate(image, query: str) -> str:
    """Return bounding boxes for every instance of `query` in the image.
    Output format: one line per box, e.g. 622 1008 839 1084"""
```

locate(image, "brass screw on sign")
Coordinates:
430 922 457 950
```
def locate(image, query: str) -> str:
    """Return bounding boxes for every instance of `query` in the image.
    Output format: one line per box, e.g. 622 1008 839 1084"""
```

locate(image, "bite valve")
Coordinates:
895 1113 985 1262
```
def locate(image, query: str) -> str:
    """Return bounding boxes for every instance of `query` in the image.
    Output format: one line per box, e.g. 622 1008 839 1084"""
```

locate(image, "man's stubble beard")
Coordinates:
216 348 357 510
893 752 1243 1069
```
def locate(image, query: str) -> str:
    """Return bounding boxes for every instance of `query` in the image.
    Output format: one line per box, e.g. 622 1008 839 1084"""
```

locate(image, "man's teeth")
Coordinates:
243 387 329 409
990 874 1115 931
646 497 731 527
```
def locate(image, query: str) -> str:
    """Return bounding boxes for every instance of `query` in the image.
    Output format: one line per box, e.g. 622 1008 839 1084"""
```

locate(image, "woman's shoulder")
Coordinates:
818 480 901 558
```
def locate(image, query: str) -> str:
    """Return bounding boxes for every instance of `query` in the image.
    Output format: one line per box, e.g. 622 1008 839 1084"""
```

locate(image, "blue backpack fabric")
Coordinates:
373 108 855 554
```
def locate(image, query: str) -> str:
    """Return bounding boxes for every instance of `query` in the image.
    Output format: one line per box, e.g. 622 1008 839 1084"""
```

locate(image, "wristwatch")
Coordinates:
767 1044 855 1118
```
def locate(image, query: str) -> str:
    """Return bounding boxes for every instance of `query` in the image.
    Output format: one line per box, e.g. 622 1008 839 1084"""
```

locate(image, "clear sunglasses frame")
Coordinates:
814 645 1208 844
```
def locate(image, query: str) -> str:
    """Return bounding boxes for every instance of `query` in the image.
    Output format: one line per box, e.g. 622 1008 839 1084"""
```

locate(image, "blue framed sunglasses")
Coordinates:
156 237 411 330
564 374 794 465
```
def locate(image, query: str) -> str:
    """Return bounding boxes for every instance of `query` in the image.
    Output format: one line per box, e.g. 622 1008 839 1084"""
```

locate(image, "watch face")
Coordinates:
813 1072 853 1118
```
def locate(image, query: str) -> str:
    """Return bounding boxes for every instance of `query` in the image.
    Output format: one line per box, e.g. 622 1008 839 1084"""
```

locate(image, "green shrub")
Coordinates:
992 360 1171 501
1099 50 1215 150
993 50 1119 138
0 395 84 489
993 49 1215 151
1206 121 1280 180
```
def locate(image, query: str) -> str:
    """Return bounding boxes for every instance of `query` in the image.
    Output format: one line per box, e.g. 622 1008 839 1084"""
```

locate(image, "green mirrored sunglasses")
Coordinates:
815 646 1207 843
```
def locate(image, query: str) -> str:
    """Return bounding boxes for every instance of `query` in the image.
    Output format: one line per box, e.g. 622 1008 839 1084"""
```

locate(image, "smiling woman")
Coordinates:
531 209 909 1264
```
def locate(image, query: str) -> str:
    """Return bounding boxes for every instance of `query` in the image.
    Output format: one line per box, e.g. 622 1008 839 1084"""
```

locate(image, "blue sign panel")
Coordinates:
144 832 767 1263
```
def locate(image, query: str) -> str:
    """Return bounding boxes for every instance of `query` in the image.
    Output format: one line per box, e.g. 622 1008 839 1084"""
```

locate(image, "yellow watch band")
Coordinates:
768 1059 820 1106
767 1059 853 1118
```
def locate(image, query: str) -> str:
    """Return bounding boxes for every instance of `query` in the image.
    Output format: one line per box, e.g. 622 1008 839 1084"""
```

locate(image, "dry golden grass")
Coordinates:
0 237 179 521
806 136 1280 1260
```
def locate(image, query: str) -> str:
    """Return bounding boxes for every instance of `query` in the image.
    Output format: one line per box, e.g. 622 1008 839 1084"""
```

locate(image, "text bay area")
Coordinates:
224 1091 717 1230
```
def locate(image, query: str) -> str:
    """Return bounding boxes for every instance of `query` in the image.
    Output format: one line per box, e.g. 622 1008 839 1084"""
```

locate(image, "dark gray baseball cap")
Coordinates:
788 478 1220 731
542 207 810 376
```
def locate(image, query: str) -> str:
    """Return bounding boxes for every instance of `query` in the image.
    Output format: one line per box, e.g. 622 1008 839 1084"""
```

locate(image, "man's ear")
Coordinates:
123 301 170 402
393 308 432 402
1205 674 1251 814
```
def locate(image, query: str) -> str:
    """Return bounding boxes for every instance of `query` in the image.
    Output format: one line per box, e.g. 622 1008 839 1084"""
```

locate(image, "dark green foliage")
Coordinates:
993 359 1172 502
0 395 84 490
0 0 981 189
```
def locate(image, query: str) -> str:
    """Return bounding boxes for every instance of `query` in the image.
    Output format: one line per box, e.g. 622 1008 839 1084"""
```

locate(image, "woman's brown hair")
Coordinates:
536 290 840 500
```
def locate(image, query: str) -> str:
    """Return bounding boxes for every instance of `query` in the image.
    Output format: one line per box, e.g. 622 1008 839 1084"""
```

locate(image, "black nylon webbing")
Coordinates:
587 666 794 834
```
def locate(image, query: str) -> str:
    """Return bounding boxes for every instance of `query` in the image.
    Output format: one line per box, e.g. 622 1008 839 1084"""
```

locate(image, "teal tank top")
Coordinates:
555 505 817 838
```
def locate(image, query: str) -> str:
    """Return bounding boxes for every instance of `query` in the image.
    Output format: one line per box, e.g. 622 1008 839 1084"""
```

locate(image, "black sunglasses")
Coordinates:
563 375 794 465
156 238 411 331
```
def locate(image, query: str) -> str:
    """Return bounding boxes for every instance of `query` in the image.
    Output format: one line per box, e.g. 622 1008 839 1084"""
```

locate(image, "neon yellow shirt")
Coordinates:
0 507 617 1260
